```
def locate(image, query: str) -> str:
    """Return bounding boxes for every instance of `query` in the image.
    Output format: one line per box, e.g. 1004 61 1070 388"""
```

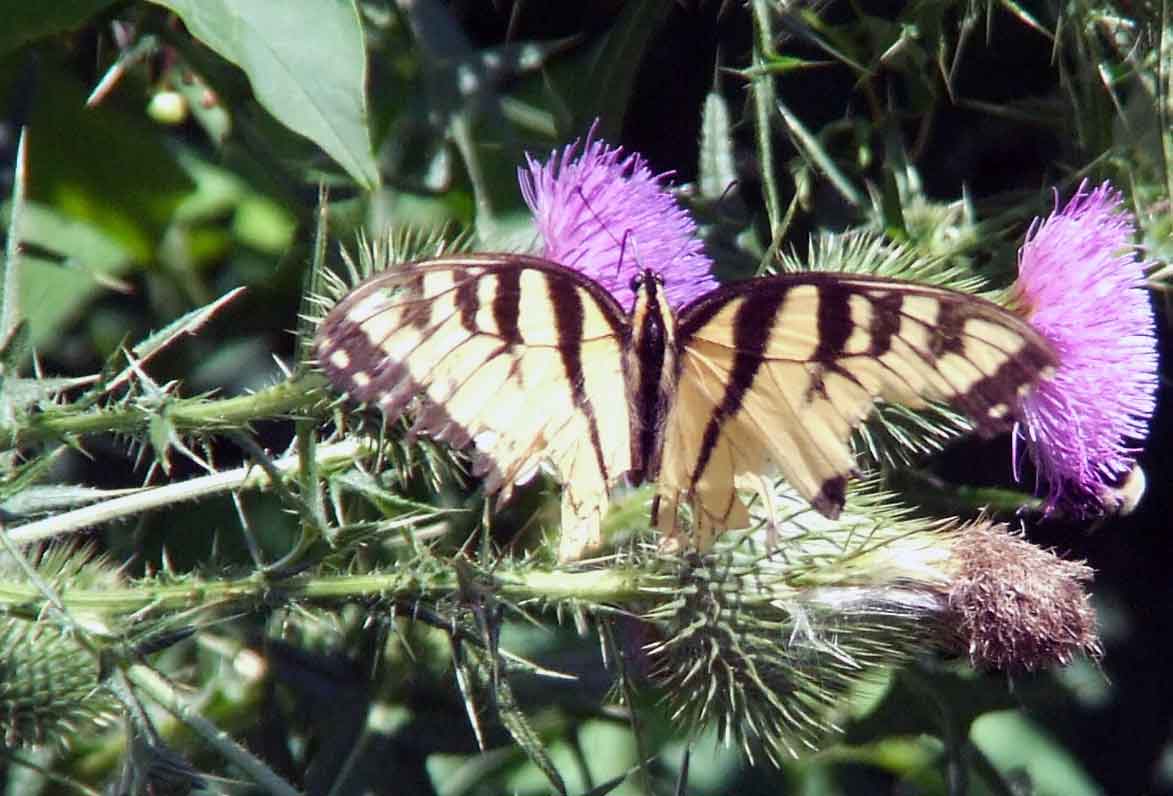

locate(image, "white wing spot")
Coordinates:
351 371 371 388
514 459 540 486
346 292 393 324
329 349 351 369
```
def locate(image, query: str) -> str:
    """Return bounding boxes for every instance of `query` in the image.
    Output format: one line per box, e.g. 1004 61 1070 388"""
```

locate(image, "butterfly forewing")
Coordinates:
654 273 1056 549
314 254 634 561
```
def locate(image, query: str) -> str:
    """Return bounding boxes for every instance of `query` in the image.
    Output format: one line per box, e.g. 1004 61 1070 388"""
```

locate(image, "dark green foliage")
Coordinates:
0 2 1168 795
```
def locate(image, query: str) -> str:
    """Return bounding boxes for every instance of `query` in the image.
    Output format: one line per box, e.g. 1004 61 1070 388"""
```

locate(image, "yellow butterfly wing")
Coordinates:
314 254 633 561
654 273 1057 549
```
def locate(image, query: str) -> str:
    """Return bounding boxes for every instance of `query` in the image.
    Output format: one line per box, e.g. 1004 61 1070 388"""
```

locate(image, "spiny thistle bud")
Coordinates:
0 618 116 747
0 546 121 747
641 491 1100 763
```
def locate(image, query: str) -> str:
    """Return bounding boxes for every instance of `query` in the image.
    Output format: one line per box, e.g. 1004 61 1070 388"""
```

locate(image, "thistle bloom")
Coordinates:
645 508 1099 762
1010 182 1158 516
519 132 717 310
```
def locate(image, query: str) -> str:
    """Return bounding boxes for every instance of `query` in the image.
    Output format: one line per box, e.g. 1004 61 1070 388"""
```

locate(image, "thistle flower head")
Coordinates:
1011 182 1158 515
643 489 1100 763
519 129 717 310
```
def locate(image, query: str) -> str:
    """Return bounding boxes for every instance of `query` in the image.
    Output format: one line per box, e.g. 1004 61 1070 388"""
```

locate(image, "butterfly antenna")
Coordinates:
574 185 640 280
616 229 632 280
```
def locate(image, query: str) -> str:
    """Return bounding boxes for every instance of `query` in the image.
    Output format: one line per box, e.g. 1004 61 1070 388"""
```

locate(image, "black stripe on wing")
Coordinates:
312 253 633 498
689 287 788 493
675 271 1057 516
548 270 611 485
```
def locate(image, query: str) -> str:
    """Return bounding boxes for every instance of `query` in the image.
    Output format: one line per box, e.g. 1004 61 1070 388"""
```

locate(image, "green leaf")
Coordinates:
492 670 567 796
0 322 29 378
0 483 145 520
84 286 247 402
8 202 135 348
756 53 833 74
1 126 28 373
0 0 120 57
6 63 194 264
0 449 63 505
147 0 379 189
0 376 97 417
878 169 909 241
971 711 1100 796
845 667 1017 746
776 98 863 207
148 411 175 475
331 470 446 517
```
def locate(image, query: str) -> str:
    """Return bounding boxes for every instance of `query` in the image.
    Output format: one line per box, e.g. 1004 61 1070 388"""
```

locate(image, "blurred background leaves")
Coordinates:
0 1 1169 794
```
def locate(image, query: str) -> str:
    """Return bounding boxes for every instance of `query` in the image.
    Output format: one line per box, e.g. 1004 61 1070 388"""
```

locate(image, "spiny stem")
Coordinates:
750 0 784 247
0 372 328 451
6 438 376 546
0 566 648 617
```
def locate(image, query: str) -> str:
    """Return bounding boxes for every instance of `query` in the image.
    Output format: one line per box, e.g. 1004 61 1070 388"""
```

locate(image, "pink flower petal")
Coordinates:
519 128 716 310
1013 182 1158 514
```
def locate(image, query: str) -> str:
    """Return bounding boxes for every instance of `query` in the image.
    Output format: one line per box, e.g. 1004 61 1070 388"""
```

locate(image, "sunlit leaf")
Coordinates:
7 202 135 347
972 711 1100 796
147 0 379 189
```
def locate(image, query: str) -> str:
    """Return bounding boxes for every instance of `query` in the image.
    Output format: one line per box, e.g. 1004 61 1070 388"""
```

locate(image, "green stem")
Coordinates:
6 438 375 546
0 128 27 352
496 568 645 603
126 665 301 796
750 0 784 248
0 372 328 451
0 565 649 617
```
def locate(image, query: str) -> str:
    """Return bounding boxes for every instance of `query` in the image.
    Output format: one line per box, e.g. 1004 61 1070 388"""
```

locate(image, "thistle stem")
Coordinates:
0 372 328 451
126 665 301 796
749 0 784 246
0 565 650 617
496 568 646 603
6 438 375 546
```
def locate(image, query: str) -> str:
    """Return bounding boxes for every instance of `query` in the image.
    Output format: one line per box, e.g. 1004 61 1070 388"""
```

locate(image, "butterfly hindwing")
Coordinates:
314 254 634 560
654 273 1057 549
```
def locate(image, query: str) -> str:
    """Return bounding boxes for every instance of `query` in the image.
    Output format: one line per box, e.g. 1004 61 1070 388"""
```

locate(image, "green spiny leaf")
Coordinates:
0 448 64 505
473 645 568 796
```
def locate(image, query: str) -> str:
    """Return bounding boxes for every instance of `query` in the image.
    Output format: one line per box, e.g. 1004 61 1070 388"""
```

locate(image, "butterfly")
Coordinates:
313 253 1056 560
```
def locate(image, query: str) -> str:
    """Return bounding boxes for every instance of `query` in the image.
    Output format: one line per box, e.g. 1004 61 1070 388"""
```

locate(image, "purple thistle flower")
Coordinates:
1012 181 1159 515
519 131 717 310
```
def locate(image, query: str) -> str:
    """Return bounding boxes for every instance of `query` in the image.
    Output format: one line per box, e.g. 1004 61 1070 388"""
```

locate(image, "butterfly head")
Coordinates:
629 268 664 296
627 269 675 331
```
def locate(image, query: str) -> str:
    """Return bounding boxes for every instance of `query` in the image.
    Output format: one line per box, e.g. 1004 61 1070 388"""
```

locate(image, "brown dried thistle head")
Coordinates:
945 523 1100 673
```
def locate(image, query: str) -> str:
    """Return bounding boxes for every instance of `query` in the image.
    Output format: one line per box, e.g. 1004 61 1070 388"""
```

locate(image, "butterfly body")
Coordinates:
315 254 1056 560
625 270 677 486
